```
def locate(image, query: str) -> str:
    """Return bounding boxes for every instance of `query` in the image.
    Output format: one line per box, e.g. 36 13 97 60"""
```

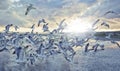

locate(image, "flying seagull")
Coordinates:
101 22 110 28
25 4 36 15
104 11 118 16
59 19 66 27
31 24 35 29
38 19 46 27
92 19 100 28
111 41 120 48
14 26 19 31
84 43 90 52
5 24 13 33
31 24 35 33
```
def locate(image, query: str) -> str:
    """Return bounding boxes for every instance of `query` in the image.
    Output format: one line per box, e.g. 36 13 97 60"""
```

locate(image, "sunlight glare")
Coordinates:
64 18 92 33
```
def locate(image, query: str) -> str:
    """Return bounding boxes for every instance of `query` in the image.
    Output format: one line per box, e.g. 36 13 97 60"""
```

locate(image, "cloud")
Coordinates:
0 0 119 31
10 0 20 3
0 0 11 10
82 0 120 18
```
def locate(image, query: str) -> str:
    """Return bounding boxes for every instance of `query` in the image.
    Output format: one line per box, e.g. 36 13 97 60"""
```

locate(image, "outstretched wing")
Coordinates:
92 19 100 27
38 19 46 27
59 19 66 27
31 24 35 28
101 22 110 28
104 11 118 16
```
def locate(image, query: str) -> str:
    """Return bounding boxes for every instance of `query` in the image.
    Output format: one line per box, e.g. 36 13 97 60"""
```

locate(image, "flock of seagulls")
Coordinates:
0 4 119 65
0 32 103 64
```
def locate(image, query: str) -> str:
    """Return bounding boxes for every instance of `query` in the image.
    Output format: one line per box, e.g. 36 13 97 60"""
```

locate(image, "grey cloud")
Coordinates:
0 0 11 10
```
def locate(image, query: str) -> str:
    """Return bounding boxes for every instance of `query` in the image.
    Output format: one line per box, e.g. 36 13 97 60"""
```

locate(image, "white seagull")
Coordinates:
38 19 46 27
25 4 36 15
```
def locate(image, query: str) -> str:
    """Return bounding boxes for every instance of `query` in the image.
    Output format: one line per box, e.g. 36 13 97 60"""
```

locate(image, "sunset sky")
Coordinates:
0 0 120 32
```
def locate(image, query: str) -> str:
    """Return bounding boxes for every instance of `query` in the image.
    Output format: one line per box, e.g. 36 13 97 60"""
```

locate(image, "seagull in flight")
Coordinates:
104 11 118 16
92 19 100 28
5 24 13 33
84 43 90 52
111 41 120 48
25 4 36 15
59 19 66 27
101 22 110 28
31 24 35 33
31 24 35 29
14 26 19 31
38 19 46 27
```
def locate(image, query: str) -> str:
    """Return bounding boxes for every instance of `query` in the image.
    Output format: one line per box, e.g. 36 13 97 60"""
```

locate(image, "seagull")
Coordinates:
31 24 35 33
111 41 120 48
59 19 66 27
0 47 9 52
25 4 36 15
92 43 99 52
99 44 104 50
84 43 90 52
42 23 49 32
92 19 100 28
31 24 35 29
14 26 19 31
104 11 118 16
28 54 35 65
5 24 13 33
57 19 67 32
38 19 46 27
101 22 110 28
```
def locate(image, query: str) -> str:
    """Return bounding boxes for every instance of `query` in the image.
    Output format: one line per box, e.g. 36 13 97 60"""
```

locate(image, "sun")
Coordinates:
64 18 92 33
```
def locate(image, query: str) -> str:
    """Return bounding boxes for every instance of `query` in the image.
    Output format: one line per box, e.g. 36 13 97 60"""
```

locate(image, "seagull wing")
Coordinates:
116 43 120 48
38 20 41 27
111 41 120 48
59 19 66 27
106 24 110 28
92 19 100 27
31 24 35 28
42 19 46 23
104 11 112 16
101 22 109 28
25 7 30 15
104 11 118 16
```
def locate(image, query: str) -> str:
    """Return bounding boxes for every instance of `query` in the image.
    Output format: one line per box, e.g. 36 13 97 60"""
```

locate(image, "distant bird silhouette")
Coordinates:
111 41 120 48
101 22 110 28
38 19 46 27
25 4 36 15
104 11 118 16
